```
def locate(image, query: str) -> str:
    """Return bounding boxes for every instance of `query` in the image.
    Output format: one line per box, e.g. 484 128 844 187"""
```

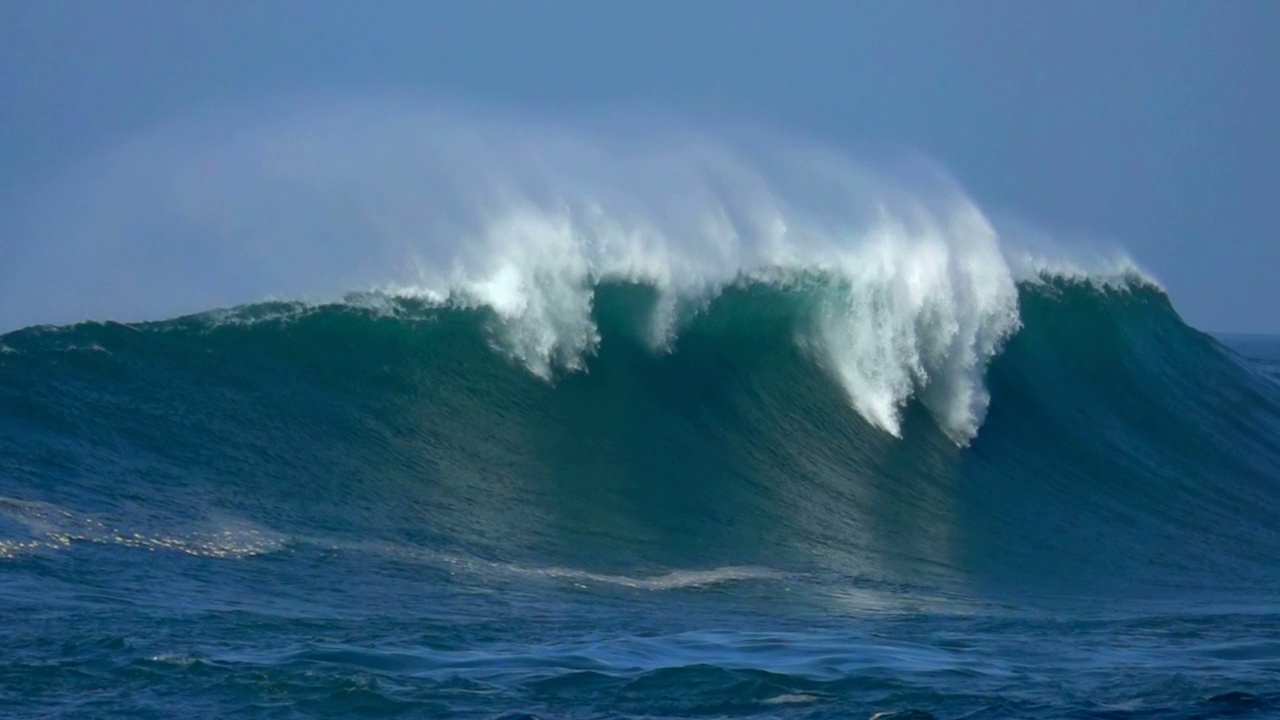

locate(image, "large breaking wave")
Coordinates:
0 98 1140 444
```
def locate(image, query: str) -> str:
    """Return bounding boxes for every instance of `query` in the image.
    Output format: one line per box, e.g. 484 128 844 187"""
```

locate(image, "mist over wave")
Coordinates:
0 97 1141 444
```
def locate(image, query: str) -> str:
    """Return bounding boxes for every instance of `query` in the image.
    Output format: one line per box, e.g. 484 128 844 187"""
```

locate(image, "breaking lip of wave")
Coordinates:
0 96 1150 445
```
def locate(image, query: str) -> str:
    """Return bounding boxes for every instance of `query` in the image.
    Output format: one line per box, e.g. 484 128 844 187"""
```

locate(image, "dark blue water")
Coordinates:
2 276 1278 719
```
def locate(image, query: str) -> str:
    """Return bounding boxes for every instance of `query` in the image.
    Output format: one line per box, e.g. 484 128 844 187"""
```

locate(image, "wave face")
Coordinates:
3 273 1279 590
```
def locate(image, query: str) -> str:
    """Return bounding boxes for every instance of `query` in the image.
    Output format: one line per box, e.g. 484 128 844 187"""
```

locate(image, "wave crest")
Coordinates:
2 98 1148 443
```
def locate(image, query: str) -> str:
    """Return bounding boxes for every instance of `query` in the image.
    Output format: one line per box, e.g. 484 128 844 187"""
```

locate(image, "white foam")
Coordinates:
497 563 783 591
63 343 109 354
992 215 1159 290
0 497 286 560
283 535 783 591
766 693 821 705
0 98 1150 442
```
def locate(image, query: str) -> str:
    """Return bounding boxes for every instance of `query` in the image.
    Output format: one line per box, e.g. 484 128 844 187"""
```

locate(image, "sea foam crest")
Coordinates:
3 99 1127 443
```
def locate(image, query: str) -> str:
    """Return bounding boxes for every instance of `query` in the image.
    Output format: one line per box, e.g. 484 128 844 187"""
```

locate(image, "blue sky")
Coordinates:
2 0 1277 332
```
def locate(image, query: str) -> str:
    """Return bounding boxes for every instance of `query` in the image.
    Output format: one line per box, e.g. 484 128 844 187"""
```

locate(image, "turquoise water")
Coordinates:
1 276 1278 719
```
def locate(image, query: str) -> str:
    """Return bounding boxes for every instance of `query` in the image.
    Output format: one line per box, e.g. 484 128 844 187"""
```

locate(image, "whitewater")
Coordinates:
2 102 1278 719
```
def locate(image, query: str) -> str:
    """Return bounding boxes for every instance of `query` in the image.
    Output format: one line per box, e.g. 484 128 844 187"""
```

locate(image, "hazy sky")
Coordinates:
2 0 1277 332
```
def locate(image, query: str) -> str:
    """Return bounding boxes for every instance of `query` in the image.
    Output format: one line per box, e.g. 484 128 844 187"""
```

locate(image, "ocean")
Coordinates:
1 271 1278 719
